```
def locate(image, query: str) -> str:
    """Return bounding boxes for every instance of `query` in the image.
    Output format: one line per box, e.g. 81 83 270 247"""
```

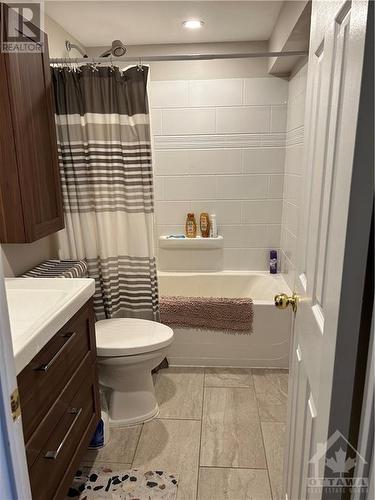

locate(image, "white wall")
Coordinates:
280 61 308 289
149 74 288 271
1 237 57 277
267 0 310 74
44 14 85 58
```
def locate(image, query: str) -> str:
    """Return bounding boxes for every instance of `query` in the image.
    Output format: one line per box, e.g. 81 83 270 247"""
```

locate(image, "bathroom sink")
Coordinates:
5 278 95 374
6 289 68 341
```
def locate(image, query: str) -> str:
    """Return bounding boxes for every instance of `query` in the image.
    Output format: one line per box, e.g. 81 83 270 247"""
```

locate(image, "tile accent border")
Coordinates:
154 133 286 150
286 126 304 146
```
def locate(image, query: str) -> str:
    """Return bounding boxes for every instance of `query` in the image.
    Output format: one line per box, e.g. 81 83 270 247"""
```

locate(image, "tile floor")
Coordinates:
82 367 288 500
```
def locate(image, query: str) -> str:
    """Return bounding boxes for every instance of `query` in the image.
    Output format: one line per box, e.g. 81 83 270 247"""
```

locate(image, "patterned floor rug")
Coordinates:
67 466 179 499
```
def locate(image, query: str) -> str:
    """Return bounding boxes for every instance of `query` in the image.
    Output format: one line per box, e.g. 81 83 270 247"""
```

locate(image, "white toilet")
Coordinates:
95 318 174 426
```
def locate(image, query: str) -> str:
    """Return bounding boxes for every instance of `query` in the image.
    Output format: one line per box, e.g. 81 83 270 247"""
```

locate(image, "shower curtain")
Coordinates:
51 65 159 321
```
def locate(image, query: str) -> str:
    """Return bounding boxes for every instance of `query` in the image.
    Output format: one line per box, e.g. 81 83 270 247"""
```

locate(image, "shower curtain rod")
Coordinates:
49 50 308 64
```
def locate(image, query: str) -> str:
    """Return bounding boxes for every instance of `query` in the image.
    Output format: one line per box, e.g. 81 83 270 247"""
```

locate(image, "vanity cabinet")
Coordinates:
0 3 64 243
17 299 100 500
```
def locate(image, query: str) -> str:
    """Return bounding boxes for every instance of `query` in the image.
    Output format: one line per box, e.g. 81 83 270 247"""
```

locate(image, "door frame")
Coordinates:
0 253 31 499
353 303 374 500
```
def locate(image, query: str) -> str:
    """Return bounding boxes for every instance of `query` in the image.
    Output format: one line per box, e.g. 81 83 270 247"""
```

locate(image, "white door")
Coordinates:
0 254 31 499
283 1 370 499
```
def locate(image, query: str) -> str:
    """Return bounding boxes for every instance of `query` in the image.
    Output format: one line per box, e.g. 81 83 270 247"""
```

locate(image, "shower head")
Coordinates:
100 40 127 58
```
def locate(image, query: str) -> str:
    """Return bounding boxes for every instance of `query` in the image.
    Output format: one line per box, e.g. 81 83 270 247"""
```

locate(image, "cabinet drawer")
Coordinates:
18 300 95 441
28 365 98 500
25 353 94 469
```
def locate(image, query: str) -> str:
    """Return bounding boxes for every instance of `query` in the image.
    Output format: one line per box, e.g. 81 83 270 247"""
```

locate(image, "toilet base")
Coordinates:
98 358 159 427
107 368 159 426
109 404 159 427
98 353 164 427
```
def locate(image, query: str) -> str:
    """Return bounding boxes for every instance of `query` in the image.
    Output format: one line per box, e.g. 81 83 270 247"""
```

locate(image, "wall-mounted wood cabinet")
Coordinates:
0 3 64 243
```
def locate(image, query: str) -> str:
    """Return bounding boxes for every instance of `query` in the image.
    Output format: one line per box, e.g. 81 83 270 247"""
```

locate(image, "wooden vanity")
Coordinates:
17 298 100 500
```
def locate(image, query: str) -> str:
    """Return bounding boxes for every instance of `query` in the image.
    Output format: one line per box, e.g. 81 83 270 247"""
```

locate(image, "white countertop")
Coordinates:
5 278 95 374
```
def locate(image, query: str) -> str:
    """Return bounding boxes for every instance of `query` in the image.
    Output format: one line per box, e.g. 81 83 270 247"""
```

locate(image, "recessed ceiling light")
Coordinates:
183 20 204 29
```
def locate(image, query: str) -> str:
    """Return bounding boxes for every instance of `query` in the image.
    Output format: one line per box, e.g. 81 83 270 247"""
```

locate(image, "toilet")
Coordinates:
95 318 174 426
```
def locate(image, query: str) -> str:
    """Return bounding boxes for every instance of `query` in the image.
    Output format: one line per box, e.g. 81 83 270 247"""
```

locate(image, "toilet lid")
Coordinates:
95 318 174 356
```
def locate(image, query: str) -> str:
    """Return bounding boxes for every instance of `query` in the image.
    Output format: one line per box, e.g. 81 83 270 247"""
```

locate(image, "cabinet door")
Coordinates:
4 31 64 242
0 52 26 242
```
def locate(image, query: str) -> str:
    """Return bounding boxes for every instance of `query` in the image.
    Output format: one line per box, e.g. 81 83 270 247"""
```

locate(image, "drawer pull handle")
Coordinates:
44 407 82 460
34 332 77 372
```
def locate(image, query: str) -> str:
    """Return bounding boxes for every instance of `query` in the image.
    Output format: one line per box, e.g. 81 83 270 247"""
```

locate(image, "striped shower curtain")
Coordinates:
51 65 159 321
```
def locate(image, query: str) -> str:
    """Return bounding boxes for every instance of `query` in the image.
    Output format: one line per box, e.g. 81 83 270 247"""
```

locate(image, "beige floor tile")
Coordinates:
252 369 288 403
253 369 288 422
200 387 266 468
155 367 204 419
256 393 287 422
78 461 132 472
133 418 201 500
198 467 272 500
261 422 286 500
82 425 142 465
205 368 253 388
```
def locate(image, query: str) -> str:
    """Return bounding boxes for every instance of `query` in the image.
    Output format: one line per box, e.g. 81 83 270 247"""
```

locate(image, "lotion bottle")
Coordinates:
209 214 218 238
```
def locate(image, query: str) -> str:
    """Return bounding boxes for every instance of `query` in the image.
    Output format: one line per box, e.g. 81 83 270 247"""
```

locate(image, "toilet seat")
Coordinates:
95 318 174 357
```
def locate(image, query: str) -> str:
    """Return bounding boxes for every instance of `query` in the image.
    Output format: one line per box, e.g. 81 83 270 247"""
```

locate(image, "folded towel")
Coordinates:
21 259 88 278
160 295 253 334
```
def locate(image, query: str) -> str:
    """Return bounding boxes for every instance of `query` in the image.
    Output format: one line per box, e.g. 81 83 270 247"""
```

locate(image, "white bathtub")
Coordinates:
158 271 292 368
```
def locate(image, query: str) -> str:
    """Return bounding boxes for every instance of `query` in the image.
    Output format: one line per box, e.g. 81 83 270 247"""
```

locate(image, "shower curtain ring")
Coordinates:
67 54 73 72
91 58 99 72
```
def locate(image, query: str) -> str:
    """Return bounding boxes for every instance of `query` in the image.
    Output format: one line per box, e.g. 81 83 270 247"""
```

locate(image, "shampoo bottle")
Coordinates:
270 250 278 274
185 213 197 238
200 212 210 238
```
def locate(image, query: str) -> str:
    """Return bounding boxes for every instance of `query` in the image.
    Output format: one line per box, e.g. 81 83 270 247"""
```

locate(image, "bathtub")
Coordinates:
158 271 292 368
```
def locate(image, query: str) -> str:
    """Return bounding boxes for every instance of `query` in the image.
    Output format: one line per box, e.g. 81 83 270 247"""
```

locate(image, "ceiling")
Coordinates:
44 1 285 47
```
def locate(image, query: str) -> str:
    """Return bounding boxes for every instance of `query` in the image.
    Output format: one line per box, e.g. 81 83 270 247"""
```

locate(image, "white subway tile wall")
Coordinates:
149 76 289 271
270 106 288 133
189 79 243 107
216 106 270 134
162 108 216 135
268 175 284 199
149 81 189 108
280 63 308 289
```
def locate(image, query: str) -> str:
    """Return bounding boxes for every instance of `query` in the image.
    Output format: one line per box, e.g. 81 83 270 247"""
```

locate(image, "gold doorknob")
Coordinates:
274 292 299 312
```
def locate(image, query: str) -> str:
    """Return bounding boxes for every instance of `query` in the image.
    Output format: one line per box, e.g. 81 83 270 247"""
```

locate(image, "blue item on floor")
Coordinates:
89 419 105 449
